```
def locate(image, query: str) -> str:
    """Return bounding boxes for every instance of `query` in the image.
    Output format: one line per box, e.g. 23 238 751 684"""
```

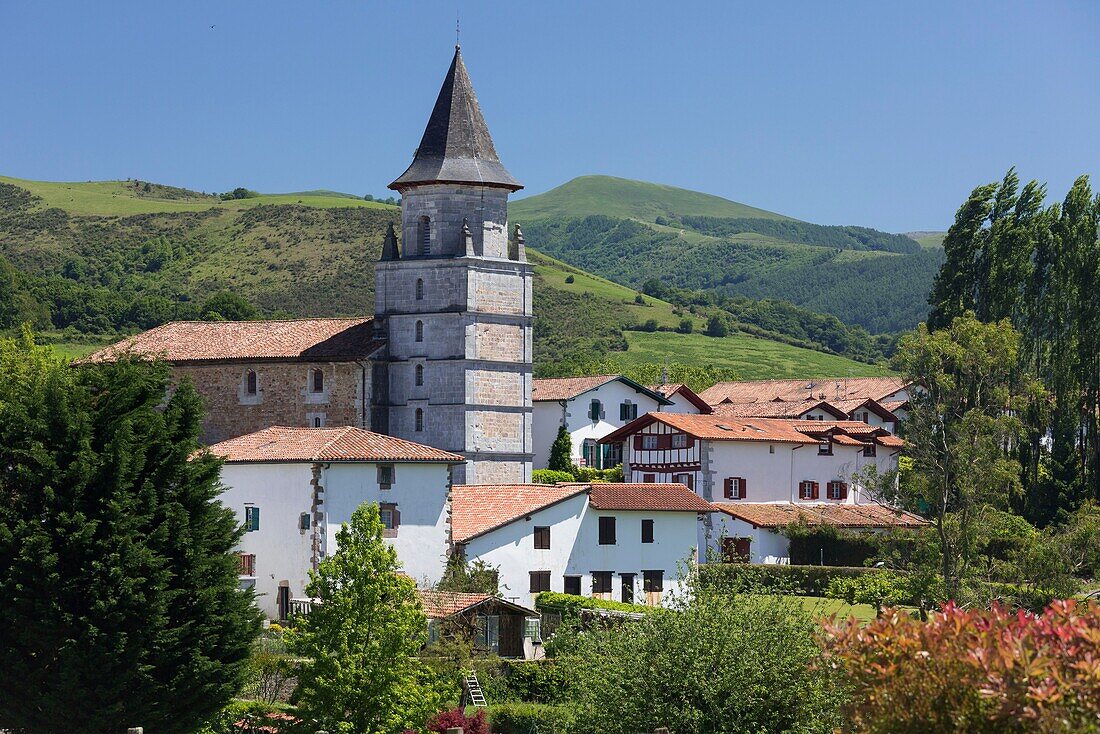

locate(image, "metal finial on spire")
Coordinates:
456 12 460 49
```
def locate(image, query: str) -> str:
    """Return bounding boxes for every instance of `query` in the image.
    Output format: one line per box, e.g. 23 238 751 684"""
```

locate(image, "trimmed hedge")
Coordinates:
787 529 880 567
487 702 573 734
534 591 658 617
698 563 885 597
473 659 573 705
531 469 574 485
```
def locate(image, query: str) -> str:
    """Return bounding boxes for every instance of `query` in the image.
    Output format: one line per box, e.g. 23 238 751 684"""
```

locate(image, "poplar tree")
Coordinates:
0 332 261 734
927 182 996 330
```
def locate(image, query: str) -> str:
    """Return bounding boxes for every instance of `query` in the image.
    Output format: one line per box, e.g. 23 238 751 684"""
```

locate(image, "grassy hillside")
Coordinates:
0 175 887 380
511 176 940 334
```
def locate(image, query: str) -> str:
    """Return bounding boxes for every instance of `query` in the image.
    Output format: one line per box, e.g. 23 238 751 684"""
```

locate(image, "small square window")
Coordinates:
378 464 395 487
529 571 551 593
643 473 656 483
863 444 877 457
818 440 832 455
642 435 658 450
564 575 582 595
671 433 688 449
592 571 612 594
643 570 664 593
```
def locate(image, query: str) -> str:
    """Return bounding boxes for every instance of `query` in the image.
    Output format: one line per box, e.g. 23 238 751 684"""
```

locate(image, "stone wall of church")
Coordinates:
399 184 510 259
170 361 369 444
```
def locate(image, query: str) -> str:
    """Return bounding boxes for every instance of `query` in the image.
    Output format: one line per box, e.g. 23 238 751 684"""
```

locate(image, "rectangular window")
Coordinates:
671 433 688 449
641 519 654 543
643 473 656 483
618 402 638 421
476 615 499 653
818 440 832 456
598 516 616 545
379 503 399 537
529 570 551 593
643 570 664 593
799 481 820 500
299 512 311 531
863 443 877 457
377 464 395 488
245 505 260 532
592 571 612 595
674 473 693 489
621 573 635 603
524 617 542 643
724 477 746 500
589 400 602 421
642 435 659 450
380 508 394 529
239 553 256 576
564 575 582 596
534 526 551 550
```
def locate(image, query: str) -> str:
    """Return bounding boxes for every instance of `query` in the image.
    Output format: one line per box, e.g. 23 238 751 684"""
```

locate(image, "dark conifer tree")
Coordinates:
0 334 261 734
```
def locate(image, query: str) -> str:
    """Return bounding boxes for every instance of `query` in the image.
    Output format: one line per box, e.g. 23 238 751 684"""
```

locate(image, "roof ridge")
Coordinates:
315 425 357 461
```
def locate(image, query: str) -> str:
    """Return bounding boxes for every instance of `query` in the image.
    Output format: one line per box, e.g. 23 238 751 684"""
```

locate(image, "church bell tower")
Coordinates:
372 45 533 485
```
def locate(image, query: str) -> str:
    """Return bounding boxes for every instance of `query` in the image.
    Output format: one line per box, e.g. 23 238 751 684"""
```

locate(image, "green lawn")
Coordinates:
620 331 893 380
792 595 879 622
44 341 106 360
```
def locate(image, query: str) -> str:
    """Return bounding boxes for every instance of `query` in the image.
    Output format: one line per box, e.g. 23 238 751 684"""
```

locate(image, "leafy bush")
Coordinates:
531 469 574 485
568 465 622 483
426 707 489 734
698 562 885 597
785 523 882 567
197 701 299 734
535 591 657 619
823 600 1100 733
825 572 920 608
554 589 846 734
486 702 573 734
474 659 574 705
243 647 295 703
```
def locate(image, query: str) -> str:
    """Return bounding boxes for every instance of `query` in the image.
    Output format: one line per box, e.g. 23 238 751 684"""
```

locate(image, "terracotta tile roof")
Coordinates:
452 482 714 542
83 318 381 364
588 483 715 513
416 589 538 618
206 426 465 463
699 377 910 407
714 501 927 529
601 413 822 445
647 383 713 414
452 483 587 542
712 399 848 420
880 399 910 412
532 375 619 401
876 434 906 448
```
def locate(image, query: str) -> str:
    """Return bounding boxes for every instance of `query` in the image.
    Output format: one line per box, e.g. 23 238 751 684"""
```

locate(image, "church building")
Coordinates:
86 46 533 485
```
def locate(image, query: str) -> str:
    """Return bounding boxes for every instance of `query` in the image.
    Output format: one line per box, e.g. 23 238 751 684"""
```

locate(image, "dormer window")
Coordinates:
417 216 431 256
415 320 424 342
246 370 258 396
311 368 324 393
863 443 877 457
416 278 424 300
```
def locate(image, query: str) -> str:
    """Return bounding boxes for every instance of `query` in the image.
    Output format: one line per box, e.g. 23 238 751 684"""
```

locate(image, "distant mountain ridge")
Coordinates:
511 175 942 334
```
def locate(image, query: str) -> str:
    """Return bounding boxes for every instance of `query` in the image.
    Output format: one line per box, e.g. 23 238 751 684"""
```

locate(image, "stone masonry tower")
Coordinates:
373 46 533 485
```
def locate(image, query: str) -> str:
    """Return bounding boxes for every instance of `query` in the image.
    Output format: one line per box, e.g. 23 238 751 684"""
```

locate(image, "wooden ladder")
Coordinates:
464 670 487 708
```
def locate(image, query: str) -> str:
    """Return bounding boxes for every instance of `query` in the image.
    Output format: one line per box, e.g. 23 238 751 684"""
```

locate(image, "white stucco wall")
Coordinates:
564 381 667 467
708 514 791 564
463 494 701 609
219 459 453 619
532 401 565 469
662 391 703 414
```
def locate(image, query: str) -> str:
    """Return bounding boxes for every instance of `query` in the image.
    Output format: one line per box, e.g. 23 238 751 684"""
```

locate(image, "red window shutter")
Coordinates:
812 482 820 500
740 477 747 499
634 435 643 450
657 434 671 450
724 477 733 499
840 482 849 500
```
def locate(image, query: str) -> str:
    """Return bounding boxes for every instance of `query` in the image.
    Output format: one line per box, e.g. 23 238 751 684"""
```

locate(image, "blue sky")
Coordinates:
1 1 1097 232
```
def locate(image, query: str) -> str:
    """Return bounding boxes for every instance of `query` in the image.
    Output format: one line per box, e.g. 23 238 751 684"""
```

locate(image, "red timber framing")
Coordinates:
621 420 702 488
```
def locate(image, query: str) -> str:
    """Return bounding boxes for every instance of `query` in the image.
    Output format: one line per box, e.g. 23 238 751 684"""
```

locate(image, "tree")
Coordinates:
0 331 261 734
287 504 445 734
677 317 693 334
200 290 258 321
548 424 573 472
927 183 996 330
705 313 728 337
877 314 1040 600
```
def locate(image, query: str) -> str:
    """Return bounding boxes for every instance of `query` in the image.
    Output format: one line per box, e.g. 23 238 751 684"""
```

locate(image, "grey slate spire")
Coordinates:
379 222 400 261
389 46 522 192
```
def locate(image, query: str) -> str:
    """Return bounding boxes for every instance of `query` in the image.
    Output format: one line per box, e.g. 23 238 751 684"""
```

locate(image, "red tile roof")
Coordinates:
83 318 381 364
532 375 619 401
416 589 538 618
206 426 465 463
712 399 848 420
451 482 714 542
647 383 713 414
602 414 822 444
699 377 910 407
713 501 927 529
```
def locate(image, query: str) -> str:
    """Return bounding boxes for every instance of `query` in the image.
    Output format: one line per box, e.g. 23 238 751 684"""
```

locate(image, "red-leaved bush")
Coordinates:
423 707 489 734
822 600 1100 733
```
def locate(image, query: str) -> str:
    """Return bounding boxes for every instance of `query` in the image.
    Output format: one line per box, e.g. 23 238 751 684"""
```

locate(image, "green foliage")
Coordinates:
473 659 573 705
697 563 886 597
196 700 300 734
553 587 846 734
201 290 259 321
243 645 295 704
677 317 693 333
532 469 574 485
485 702 574 734
220 187 260 200
681 215 921 253
0 331 262 734
547 424 572 472
535 591 659 618
436 553 500 595
825 572 920 608
784 522 881 567
286 504 446 734
705 313 728 336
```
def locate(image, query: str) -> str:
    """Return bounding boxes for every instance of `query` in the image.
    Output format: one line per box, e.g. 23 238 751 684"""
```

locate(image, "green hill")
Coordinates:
511 176 942 334
0 175 889 380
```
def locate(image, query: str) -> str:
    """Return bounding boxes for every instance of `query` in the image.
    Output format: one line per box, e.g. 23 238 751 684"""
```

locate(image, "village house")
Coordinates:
419 590 543 660
208 425 464 620
599 413 918 564
531 375 708 470
451 482 714 609
698 376 914 430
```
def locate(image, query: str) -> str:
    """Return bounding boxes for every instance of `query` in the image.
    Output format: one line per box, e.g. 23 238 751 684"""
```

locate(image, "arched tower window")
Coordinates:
415 320 424 342
416 278 424 300
415 408 424 432
246 370 258 395
415 364 424 387
417 216 431 256
311 368 324 393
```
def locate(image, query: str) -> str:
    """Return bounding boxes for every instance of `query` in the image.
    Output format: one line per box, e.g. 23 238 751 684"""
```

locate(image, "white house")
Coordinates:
209 425 465 619
452 482 714 609
532 375 703 470
599 413 922 564
648 383 714 415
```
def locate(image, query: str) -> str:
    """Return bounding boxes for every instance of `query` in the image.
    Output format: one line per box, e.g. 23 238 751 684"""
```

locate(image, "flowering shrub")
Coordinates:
424 707 489 734
822 600 1100 733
